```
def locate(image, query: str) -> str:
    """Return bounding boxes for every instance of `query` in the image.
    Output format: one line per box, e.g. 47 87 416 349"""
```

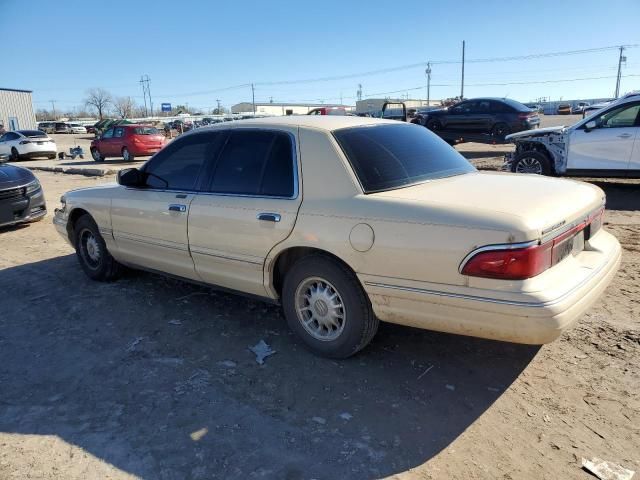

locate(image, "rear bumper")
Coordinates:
362 230 621 344
18 150 57 159
130 146 163 156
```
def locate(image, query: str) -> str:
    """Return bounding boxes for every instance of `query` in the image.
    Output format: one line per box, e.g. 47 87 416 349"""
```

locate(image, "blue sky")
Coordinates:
2 0 638 113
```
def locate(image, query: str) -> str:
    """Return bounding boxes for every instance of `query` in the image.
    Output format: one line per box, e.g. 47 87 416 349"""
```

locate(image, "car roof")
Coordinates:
186 115 398 133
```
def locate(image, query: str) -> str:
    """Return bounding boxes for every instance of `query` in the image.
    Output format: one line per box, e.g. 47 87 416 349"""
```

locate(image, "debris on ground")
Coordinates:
582 457 635 480
248 340 276 365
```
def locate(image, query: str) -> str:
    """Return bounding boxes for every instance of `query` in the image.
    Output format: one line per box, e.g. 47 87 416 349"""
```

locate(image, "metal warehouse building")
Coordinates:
0 88 37 131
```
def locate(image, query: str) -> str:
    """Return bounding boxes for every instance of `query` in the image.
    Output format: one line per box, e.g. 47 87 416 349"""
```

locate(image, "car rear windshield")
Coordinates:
18 130 47 138
333 124 476 193
499 98 532 112
133 127 160 135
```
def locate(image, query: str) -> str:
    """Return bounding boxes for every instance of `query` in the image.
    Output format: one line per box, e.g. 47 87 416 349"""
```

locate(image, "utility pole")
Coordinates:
146 75 153 117
425 62 432 106
251 84 256 114
49 100 57 120
139 75 152 117
614 46 626 98
216 99 221 114
460 40 466 99
357 84 362 102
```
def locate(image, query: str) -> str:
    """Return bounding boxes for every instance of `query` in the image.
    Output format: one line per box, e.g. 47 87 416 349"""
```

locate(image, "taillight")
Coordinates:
518 113 534 119
19 140 31 144
461 243 552 280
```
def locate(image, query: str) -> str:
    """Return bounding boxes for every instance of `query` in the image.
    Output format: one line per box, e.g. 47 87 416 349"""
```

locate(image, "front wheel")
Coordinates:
282 255 378 358
74 214 122 281
512 151 552 176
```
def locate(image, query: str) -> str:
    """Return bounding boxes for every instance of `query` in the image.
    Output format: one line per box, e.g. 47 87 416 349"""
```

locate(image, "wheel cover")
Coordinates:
294 277 346 342
123 149 129 161
79 228 101 269
91 149 100 160
516 156 543 174
494 124 508 136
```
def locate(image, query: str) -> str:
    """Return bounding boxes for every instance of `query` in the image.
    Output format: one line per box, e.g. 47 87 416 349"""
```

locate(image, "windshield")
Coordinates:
134 127 160 135
333 123 476 193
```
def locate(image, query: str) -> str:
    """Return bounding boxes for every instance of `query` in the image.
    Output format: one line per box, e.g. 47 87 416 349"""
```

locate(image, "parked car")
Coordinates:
557 104 572 115
415 97 540 139
572 102 590 114
85 124 96 134
583 101 613 118
54 116 620 358
54 122 71 134
307 107 346 116
0 130 57 160
37 122 55 134
67 123 88 134
504 93 640 176
90 124 166 162
524 104 544 114
0 154 46 227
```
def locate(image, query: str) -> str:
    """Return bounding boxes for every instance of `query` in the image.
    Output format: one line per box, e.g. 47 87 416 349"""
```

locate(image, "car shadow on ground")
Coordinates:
587 180 640 211
0 254 539 479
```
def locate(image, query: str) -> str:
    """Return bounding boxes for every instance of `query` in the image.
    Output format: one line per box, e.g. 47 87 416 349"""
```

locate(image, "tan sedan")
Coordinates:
53 116 621 357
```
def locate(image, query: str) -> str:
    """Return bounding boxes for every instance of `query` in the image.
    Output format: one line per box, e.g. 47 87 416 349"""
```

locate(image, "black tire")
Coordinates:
91 148 104 162
122 147 134 162
511 150 552 176
10 148 19 162
48 154 56 160
282 254 378 358
426 118 442 131
491 122 511 139
73 214 122 281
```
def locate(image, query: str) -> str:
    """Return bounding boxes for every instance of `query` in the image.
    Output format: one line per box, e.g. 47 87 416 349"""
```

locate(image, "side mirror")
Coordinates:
117 168 144 187
584 120 597 132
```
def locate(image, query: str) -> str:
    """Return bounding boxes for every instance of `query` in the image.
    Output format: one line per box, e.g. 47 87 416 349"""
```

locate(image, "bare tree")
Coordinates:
113 96 136 119
84 88 112 119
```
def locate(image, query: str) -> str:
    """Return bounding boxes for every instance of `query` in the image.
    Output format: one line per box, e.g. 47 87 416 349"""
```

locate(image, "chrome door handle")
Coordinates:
617 133 632 138
168 204 187 212
257 213 281 222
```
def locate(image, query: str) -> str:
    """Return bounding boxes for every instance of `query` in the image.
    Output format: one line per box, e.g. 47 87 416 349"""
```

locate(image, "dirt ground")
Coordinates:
0 120 638 479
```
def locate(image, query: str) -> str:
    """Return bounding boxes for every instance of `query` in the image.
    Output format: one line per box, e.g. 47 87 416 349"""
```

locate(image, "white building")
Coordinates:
0 88 37 131
231 102 353 116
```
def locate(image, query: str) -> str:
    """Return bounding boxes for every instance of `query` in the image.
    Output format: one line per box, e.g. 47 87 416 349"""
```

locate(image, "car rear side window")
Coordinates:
206 130 295 197
333 124 476 193
114 127 125 138
134 127 160 135
144 132 221 191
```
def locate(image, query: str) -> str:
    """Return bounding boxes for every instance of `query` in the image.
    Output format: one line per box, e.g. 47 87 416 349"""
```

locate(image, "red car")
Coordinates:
90 124 166 162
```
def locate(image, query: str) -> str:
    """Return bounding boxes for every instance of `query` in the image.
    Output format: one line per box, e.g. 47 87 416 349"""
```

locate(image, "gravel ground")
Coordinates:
0 115 638 479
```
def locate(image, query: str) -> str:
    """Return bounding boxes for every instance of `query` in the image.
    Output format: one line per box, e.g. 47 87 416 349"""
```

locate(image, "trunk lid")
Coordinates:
371 171 604 241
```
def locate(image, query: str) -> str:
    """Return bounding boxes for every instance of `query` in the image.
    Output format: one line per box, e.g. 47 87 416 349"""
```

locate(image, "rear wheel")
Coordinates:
91 148 104 162
512 150 552 175
10 148 19 161
282 255 378 358
122 147 134 162
74 214 122 281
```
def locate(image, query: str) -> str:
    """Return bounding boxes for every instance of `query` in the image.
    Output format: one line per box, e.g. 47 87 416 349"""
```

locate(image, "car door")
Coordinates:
469 100 492 131
110 132 216 280
99 128 116 156
567 101 640 172
112 126 126 156
446 101 475 130
188 127 301 297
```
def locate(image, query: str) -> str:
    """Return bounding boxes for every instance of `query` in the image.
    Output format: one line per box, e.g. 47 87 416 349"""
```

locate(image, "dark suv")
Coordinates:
414 98 540 139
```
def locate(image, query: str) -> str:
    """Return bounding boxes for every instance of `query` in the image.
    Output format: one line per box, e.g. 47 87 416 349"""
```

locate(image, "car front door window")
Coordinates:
596 103 640 129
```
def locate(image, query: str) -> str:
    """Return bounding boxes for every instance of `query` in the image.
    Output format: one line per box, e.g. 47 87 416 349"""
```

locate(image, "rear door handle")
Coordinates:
168 204 187 212
618 133 632 138
257 213 281 222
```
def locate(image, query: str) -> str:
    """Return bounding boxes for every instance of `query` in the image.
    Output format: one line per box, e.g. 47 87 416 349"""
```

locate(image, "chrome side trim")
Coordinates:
458 240 539 273
189 247 263 265
114 231 189 252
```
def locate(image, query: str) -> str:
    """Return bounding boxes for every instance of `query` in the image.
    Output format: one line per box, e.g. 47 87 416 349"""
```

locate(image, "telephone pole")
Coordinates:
460 40 466 99
139 75 153 117
251 83 256 114
357 84 362 101
216 99 221 114
425 62 432 106
614 46 626 98
49 100 57 120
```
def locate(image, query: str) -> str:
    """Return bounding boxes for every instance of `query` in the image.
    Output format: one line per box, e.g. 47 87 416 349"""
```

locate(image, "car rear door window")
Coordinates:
206 130 295 197
102 129 114 139
143 132 221 190
114 127 125 138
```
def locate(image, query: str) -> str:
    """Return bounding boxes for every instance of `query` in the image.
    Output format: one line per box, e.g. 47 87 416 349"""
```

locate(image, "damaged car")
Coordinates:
504 92 640 177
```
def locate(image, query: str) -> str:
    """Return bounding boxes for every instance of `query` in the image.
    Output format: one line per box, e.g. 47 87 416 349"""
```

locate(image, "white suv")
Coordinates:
505 92 640 177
